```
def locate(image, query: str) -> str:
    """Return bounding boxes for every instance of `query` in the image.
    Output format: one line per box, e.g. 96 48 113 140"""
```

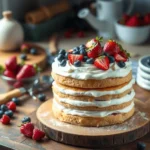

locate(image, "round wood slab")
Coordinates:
37 99 150 148
0 43 47 70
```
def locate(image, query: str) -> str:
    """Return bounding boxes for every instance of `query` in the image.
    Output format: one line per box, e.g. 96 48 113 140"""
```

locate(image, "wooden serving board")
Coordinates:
0 43 47 70
37 98 150 148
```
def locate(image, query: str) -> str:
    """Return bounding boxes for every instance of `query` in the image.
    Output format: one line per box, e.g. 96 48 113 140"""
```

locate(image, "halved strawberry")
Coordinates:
68 54 83 64
94 56 110 70
114 53 127 62
103 40 121 56
119 50 130 59
86 37 103 58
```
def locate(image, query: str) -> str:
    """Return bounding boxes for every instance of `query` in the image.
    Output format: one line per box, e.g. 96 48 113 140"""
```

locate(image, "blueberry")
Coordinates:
86 58 94 64
83 56 88 62
22 116 31 123
59 49 66 55
137 142 146 150
73 47 80 51
103 52 109 56
20 54 27 60
79 44 85 49
117 61 125 68
38 93 46 101
0 110 4 118
1 104 8 112
57 54 64 62
60 59 67 67
12 97 20 105
4 110 13 118
30 48 37 55
65 52 68 59
72 50 80 54
74 60 81 67
108 56 115 63
80 48 87 55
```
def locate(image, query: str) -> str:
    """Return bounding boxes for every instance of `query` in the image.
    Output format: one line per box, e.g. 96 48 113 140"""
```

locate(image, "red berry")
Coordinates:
6 101 16 112
119 51 128 59
68 54 83 64
16 65 36 80
5 56 17 72
103 40 121 56
114 53 127 62
125 15 140 27
20 123 34 138
94 56 110 70
86 38 103 58
64 31 72 38
144 14 150 25
123 14 130 23
32 128 45 141
13 81 23 88
21 43 30 53
77 31 85 38
1 115 10 125
3 70 16 78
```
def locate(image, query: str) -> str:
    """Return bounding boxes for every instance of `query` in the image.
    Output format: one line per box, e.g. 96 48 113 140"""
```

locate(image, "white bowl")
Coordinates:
115 22 150 44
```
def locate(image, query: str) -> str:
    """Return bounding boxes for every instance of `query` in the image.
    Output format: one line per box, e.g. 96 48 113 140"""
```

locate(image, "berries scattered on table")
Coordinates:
117 61 125 68
86 58 94 64
30 48 37 55
32 128 45 141
137 142 146 150
22 116 31 123
0 110 4 118
1 114 10 125
12 97 20 105
20 54 27 60
4 110 13 118
1 104 8 112
6 101 16 112
38 94 46 101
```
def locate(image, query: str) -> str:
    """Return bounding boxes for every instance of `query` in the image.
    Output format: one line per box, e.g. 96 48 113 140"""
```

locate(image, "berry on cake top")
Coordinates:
56 37 130 70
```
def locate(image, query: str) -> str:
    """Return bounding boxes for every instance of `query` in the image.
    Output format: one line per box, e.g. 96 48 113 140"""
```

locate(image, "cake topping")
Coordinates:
68 54 83 65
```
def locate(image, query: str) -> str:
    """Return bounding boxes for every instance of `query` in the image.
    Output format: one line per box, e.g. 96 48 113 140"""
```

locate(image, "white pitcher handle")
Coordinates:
125 0 135 14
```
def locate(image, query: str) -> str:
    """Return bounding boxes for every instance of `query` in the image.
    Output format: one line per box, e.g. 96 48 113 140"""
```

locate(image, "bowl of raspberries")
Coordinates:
115 13 150 44
0 56 39 89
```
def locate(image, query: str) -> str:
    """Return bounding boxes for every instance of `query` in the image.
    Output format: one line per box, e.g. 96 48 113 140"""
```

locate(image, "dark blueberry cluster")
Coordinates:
0 104 13 118
57 49 67 67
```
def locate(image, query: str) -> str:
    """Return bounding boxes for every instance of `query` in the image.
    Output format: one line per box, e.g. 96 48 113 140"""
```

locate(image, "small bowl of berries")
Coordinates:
115 13 150 44
0 56 39 89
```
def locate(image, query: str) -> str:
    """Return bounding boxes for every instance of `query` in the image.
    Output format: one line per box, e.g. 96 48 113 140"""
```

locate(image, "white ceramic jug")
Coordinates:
0 11 24 51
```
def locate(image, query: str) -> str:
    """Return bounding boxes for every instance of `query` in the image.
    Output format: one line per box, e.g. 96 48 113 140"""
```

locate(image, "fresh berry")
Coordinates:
144 14 150 25
86 37 103 58
137 142 146 150
22 116 31 123
20 123 34 138
21 43 30 53
38 94 46 101
94 56 110 70
123 14 130 22
32 128 45 141
64 31 72 38
16 64 23 74
16 65 36 80
5 56 17 72
126 15 140 27
86 58 94 64
1 115 10 124
108 56 115 63
59 49 66 55
72 50 80 54
114 53 127 62
20 54 27 60
77 31 85 38
6 101 16 112
0 110 4 118
1 104 8 112
12 97 20 105
119 51 129 59
74 60 81 67
65 52 69 59
83 56 88 62
30 48 37 55
73 47 80 51
3 70 16 78
103 52 109 56
13 81 23 88
117 61 125 68
79 44 85 49
57 54 65 62
103 40 121 56
60 59 67 67
68 54 83 64
80 48 87 55
4 110 13 118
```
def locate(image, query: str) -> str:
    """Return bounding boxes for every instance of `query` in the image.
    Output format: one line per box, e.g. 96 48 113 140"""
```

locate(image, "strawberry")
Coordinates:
144 13 150 25
21 43 30 53
123 14 130 23
16 64 23 74
86 37 103 58
3 70 16 78
6 101 16 112
103 40 121 55
119 50 130 59
32 128 45 141
1 115 10 125
16 65 36 80
94 56 110 70
114 53 127 62
68 54 83 64
77 31 85 38
5 56 17 72
126 15 140 27
20 123 34 138
13 81 23 88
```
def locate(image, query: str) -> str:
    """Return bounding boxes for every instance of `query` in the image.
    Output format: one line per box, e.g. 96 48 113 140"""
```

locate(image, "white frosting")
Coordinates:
54 90 135 107
53 79 135 97
52 58 132 80
53 99 134 117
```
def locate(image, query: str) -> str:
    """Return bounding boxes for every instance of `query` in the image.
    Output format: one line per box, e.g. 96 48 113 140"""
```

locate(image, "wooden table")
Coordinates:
0 33 150 150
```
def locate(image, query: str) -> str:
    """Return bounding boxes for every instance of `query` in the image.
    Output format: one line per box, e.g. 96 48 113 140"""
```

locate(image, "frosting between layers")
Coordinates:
53 79 135 97
52 58 132 80
54 90 135 107
53 99 134 117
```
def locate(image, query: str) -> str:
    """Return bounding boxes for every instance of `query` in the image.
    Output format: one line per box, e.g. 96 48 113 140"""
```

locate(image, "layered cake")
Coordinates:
52 37 135 127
